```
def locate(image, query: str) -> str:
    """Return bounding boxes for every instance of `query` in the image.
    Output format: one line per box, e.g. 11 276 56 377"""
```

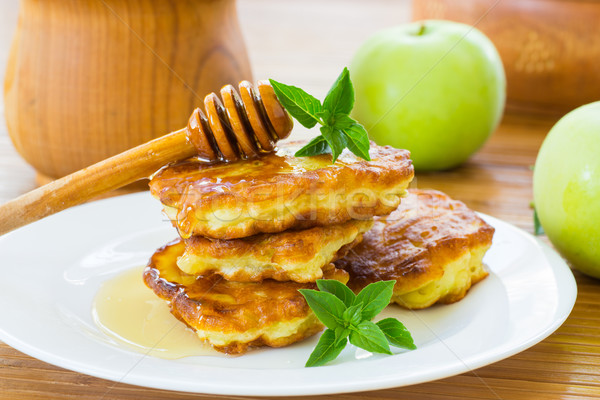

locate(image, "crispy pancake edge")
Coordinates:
177 219 373 282
390 244 490 309
335 189 495 309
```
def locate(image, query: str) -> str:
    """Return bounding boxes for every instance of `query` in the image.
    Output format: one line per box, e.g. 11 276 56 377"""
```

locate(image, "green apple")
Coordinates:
350 20 506 171
533 102 600 278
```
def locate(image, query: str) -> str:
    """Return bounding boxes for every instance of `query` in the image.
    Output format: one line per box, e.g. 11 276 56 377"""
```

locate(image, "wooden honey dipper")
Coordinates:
0 80 293 236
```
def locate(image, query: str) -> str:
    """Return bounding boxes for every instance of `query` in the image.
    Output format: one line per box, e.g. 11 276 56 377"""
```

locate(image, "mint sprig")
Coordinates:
299 280 416 367
269 67 371 163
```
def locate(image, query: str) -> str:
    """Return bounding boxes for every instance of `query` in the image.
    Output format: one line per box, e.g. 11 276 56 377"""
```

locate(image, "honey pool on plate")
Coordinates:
92 267 225 359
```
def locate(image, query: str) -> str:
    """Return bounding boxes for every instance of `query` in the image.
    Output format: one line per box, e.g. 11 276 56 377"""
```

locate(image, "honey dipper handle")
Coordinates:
0 128 196 236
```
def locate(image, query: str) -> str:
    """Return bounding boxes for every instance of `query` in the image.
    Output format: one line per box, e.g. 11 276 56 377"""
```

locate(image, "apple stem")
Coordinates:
417 24 426 36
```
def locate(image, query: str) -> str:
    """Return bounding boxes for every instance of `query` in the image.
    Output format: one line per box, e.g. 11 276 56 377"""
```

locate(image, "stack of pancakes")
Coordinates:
144 142 415 354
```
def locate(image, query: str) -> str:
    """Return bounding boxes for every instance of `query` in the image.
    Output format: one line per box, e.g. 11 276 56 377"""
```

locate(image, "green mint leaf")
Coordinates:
342 303 364 327
316 279 356 307
305 329 347 367
294 136 330 157
533 207 544 236
349 320 392 355
317 109 332 125
376 318 417 350
323 67 354 117
354 280 395 321
320 126 347 163
269 79 323 128
331 113 355 131
299 289 346 330
334 326 351 344
342 123 371 161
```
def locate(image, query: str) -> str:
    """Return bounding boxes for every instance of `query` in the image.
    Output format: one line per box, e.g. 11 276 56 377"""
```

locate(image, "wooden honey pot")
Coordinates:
4 0 252 182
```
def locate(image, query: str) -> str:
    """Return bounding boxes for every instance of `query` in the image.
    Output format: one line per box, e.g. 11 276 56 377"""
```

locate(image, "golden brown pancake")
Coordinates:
149 141 413 239
143 239 348 354
177 219 373 283
335 189 494 309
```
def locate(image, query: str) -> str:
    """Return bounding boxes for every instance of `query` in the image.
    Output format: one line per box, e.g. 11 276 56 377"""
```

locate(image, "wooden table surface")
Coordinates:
1 1 599 399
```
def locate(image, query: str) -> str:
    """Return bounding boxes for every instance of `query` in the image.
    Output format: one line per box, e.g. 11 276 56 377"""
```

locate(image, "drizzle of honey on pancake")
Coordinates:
149 142 414 240
153 147 349 214
92 267 225 359
152 147 359 238
154 145 349 187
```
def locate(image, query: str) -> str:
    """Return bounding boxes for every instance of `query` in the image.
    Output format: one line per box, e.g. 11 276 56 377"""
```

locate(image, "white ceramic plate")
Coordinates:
0 193 576 396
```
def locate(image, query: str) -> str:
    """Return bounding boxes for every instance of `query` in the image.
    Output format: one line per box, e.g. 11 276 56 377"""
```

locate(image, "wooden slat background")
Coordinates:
1 1 599 399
